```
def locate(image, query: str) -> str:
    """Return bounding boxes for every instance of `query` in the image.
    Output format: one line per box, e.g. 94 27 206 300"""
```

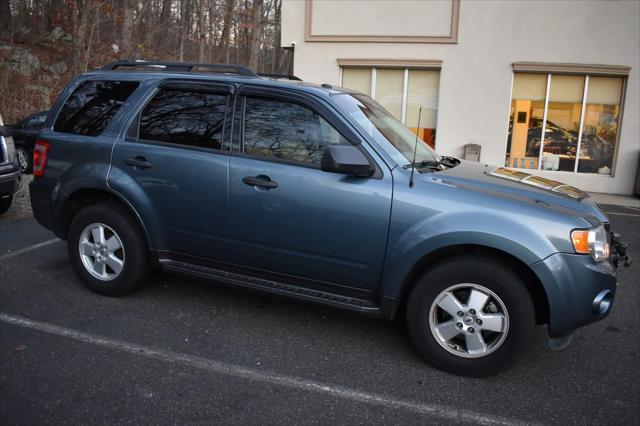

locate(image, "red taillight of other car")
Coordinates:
33 140 51 177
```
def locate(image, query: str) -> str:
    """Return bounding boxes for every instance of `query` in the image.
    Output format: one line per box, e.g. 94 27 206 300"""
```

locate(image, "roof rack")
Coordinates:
101 60 259 77
257 73 302 81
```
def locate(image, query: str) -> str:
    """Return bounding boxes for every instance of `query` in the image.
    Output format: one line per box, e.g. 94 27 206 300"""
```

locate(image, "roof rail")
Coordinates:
258 73 302 81
101 60 259 77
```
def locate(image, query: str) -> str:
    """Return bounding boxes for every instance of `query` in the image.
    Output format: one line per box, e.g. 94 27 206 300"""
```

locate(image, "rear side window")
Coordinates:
54 80 139 136
137 88 227 150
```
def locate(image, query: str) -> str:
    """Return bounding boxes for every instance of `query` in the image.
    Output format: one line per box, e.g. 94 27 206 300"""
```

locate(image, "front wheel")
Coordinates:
67 203 149 296
406 256 535 377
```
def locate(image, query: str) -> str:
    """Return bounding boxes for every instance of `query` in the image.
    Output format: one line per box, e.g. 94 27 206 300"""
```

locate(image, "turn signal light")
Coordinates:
33 140 51 177
571 230 590 254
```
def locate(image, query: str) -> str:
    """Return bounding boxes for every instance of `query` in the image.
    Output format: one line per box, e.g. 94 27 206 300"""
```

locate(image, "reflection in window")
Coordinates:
243 97 347 166
406 69 439 148
506 72 625 175
342 68 371 96
341 66 440 149
542 75 584 172
54 80 139 136
139 89 227 150
375 69 404 120
578 77 623 174
506 73 547 170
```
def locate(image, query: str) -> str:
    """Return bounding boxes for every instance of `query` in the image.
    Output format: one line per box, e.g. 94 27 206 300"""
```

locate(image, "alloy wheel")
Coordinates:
429 283 509 358
78 223 125 281
16 148 29 172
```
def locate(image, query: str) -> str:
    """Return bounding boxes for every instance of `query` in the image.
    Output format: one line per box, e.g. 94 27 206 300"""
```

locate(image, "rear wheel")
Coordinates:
406 256 535 377
68 203 148 296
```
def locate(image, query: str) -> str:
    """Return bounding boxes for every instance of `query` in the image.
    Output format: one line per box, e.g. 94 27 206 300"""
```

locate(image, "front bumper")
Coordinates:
531 252 618 338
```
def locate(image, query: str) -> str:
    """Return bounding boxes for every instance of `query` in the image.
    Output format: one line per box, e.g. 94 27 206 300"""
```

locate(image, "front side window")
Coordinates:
506 72 624 175
138 88 227 150
54 80 139 136
333 93 440 166
242 97 348 166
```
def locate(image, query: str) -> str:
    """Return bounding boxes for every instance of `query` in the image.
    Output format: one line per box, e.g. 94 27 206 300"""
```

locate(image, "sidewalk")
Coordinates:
588 192 640 208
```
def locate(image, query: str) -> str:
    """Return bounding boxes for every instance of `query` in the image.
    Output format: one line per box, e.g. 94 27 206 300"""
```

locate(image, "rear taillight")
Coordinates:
33 140 50 177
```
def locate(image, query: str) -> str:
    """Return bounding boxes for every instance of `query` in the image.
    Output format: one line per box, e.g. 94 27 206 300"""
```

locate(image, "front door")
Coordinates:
227 88 392 291
109 81 233 261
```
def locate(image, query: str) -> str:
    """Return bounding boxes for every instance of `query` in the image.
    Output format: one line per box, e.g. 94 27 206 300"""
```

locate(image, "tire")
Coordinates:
0 195 12 215
15 146 32 174
406 256 535 377
67 203 149 296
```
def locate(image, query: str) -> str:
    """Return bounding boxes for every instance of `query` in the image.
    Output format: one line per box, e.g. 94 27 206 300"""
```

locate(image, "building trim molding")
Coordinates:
337 59 443 69
512 62 631 76
305 0 459 44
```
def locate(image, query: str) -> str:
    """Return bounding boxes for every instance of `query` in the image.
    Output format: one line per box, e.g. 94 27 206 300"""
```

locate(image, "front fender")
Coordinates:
379 210 560 300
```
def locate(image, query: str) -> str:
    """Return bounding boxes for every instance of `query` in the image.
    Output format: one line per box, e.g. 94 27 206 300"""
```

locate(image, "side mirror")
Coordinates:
321 144 374 177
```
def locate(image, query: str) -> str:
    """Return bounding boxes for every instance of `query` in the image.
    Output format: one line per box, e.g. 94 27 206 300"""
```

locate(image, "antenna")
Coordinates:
409 107 422 188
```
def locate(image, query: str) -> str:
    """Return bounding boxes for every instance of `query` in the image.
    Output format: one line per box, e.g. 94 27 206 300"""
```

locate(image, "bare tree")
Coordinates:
248 0 263 70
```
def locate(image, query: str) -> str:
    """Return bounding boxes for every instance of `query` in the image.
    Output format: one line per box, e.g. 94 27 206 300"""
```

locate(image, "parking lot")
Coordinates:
1 196 638 425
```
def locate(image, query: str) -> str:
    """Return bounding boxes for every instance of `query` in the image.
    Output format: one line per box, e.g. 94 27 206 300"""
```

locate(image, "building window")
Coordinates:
341 67 440 148
506 72 625 175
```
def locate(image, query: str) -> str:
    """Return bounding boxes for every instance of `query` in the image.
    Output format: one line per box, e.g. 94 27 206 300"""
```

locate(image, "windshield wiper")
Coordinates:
403 157 459 170
403 160 443 170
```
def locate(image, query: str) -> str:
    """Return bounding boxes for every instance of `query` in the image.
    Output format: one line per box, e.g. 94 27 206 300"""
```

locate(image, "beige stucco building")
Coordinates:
281 0 640 194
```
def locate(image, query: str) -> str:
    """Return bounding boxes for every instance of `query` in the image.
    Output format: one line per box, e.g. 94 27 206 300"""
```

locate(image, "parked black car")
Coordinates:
10 110 48 173
0 114 21 215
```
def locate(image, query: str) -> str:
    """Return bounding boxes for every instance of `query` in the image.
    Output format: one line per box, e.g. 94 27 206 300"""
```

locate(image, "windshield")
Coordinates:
332 93 440 166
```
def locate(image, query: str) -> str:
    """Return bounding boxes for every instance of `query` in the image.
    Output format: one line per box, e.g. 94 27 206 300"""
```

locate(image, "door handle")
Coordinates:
124 156 152 169
242 175 278 189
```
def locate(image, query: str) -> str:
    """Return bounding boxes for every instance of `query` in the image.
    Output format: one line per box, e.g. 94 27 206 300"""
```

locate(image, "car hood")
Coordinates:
420 160 607 223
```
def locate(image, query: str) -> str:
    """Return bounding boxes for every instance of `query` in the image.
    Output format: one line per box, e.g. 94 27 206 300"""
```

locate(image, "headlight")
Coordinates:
571 225 610 262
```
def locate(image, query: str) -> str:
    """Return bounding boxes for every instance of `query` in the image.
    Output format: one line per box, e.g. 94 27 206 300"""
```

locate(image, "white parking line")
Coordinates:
604 211 640 218
0 238 62 261
0 313 528 426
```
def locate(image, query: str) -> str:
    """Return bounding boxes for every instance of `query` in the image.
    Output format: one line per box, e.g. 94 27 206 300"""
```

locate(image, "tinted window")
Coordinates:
24 112 47 129
138 88 227 150
243 97 347 166
54 80 139 136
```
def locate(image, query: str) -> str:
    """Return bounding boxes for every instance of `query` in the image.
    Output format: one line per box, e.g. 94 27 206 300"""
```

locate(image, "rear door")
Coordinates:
109 80 233 261
227 86 393 291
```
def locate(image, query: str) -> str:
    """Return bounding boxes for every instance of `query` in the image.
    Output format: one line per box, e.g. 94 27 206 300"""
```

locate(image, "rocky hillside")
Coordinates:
0 26 120 124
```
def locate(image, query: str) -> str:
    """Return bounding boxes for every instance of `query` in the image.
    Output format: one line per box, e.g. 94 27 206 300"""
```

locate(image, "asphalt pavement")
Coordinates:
1 204 639 425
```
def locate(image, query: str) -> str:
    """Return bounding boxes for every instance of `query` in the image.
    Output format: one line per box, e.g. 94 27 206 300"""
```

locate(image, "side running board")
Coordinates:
160 259 382 316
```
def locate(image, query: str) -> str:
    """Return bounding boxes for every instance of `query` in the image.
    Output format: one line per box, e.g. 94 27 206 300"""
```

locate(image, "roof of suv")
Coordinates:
81 61 355 98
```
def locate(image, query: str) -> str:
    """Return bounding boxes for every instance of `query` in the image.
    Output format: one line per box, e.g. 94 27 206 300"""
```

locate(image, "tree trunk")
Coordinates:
271 0 281 73
179 0 188 61
121 0 133 58
218 0 234 63
248 0 263 70
0 0 12 38
71 0 88 74
160 0 172 27
198 0 206 62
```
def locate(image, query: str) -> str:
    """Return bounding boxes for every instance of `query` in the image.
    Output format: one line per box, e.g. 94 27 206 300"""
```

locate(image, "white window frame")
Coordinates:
341 64 441 148
507 63 629 176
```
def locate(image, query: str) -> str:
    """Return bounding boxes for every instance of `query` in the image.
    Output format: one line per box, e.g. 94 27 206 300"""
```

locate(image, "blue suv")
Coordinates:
29 61 631 376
